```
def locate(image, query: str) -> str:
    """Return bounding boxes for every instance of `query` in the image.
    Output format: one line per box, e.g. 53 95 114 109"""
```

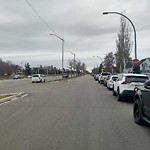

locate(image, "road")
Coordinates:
0 75 150 150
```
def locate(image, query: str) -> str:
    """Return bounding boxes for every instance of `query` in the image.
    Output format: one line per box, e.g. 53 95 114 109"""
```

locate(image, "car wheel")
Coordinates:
117 88 121 101
112 90 117 96
133 99 143 125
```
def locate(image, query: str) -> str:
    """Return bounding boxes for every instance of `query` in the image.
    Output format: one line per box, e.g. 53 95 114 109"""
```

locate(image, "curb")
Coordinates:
48 76 79 83
0 92 27 105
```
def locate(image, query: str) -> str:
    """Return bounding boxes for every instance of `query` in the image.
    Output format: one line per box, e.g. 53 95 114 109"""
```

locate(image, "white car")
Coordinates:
13 74 21 79
113 73 149 101
32 74 46 83
107 75 118 90
95 73 101 81
98 72 111 84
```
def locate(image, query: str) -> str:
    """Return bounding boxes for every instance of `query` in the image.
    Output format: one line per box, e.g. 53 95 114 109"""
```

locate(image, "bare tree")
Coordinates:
0 58 18 76
115 14 132 73
104 52 115 73
68 59 86 75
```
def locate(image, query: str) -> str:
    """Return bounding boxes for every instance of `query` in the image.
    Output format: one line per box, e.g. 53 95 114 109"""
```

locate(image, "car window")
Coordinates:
32 75 39 77
112 77 118 81
102 72 111 76
126 76 148 83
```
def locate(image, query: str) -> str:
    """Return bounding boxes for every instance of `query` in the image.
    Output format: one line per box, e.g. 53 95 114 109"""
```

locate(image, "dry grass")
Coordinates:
0 94 15 100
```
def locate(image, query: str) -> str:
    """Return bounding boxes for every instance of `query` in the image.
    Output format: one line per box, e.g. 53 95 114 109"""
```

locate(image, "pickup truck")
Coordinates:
133 80 150 125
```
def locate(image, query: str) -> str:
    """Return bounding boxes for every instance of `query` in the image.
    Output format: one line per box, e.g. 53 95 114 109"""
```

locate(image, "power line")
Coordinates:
25 0 57 35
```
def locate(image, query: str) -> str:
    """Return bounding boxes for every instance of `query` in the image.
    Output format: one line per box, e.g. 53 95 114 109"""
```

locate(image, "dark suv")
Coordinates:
133 80 150 125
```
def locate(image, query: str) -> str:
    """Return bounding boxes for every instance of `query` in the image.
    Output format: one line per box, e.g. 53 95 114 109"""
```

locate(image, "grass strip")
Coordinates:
0 94 16 100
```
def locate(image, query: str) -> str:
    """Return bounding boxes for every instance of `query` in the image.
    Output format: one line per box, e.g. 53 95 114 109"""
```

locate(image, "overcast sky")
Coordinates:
0 0 150 70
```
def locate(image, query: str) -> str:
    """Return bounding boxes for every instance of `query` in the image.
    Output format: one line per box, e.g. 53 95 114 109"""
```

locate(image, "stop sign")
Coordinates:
133 59 140 66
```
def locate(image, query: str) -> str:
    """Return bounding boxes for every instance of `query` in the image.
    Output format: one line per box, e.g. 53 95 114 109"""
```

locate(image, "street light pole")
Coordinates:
21 60 26 76
103 11 137 59
93 56 103 73
49 34 64 78
93 56 103 66
96 56 103 65
68 51 76 76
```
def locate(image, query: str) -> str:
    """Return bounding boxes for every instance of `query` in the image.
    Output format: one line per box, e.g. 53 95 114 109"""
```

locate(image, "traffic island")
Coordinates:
48 76 79 83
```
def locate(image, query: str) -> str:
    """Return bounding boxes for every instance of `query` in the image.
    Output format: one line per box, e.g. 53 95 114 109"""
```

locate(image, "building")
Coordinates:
140 58 150 79
140 58 150 73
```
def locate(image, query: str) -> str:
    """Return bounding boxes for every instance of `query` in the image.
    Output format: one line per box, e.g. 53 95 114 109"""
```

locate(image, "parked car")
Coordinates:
107 75 118 90
133 80 150 125
94 74 98 80
63 72 69 78
113 73 149 101
98 72 111 84
95 73 101 81
32 74 46 83
103 75 111 87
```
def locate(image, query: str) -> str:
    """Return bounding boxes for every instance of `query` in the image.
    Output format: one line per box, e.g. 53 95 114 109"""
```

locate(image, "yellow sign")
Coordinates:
101 68 104 72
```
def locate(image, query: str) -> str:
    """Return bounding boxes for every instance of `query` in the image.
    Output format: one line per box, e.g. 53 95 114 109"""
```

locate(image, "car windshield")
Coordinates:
126 76 148 83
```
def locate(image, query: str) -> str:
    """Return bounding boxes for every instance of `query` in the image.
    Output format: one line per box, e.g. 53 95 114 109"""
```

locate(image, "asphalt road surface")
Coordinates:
0 75 150 150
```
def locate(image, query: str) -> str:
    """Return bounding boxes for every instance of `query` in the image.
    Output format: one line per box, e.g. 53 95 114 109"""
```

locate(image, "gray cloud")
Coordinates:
0 0 150 69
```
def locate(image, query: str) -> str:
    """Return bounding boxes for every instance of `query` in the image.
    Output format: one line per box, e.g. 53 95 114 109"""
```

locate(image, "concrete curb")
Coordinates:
47 76 80 83
0 92 26 104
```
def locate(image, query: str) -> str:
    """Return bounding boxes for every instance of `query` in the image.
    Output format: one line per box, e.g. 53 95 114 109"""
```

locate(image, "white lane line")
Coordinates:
21 94 28 98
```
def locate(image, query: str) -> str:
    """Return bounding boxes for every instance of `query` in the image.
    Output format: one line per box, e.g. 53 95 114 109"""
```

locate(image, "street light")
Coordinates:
49 34 64 78
103 11 137 59
93 56 104 72
68 51 76 76
93 56 103 66
21 60 26 76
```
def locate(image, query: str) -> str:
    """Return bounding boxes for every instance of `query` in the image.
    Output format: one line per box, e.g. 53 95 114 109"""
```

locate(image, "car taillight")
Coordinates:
110 80 113 83
121 81 127 84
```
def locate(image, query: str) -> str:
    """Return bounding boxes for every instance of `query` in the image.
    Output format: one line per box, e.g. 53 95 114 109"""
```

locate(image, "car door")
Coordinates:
114 74 122 93
142 80 150 117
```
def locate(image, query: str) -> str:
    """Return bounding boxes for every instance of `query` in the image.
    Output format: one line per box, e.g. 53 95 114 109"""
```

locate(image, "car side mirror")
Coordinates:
144 80 150 90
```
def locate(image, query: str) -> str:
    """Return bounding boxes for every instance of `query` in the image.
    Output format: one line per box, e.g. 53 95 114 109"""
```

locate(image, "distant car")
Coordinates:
27 75 32 78
32 74 46 83
63 72 69 78
13 74 21 79
94 73 101 81
133 80 150 125
103 75 111 87
107 75 118 90
98 72 111 84
113 73 149 101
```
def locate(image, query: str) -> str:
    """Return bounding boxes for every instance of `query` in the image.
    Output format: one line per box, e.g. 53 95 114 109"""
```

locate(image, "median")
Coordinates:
0 92 26 104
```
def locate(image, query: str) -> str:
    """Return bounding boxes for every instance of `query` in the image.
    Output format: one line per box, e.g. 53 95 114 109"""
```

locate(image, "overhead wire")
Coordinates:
25 0 58 35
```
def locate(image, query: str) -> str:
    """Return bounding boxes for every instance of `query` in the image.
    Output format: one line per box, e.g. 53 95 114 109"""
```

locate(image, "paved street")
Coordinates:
0 75 150 150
